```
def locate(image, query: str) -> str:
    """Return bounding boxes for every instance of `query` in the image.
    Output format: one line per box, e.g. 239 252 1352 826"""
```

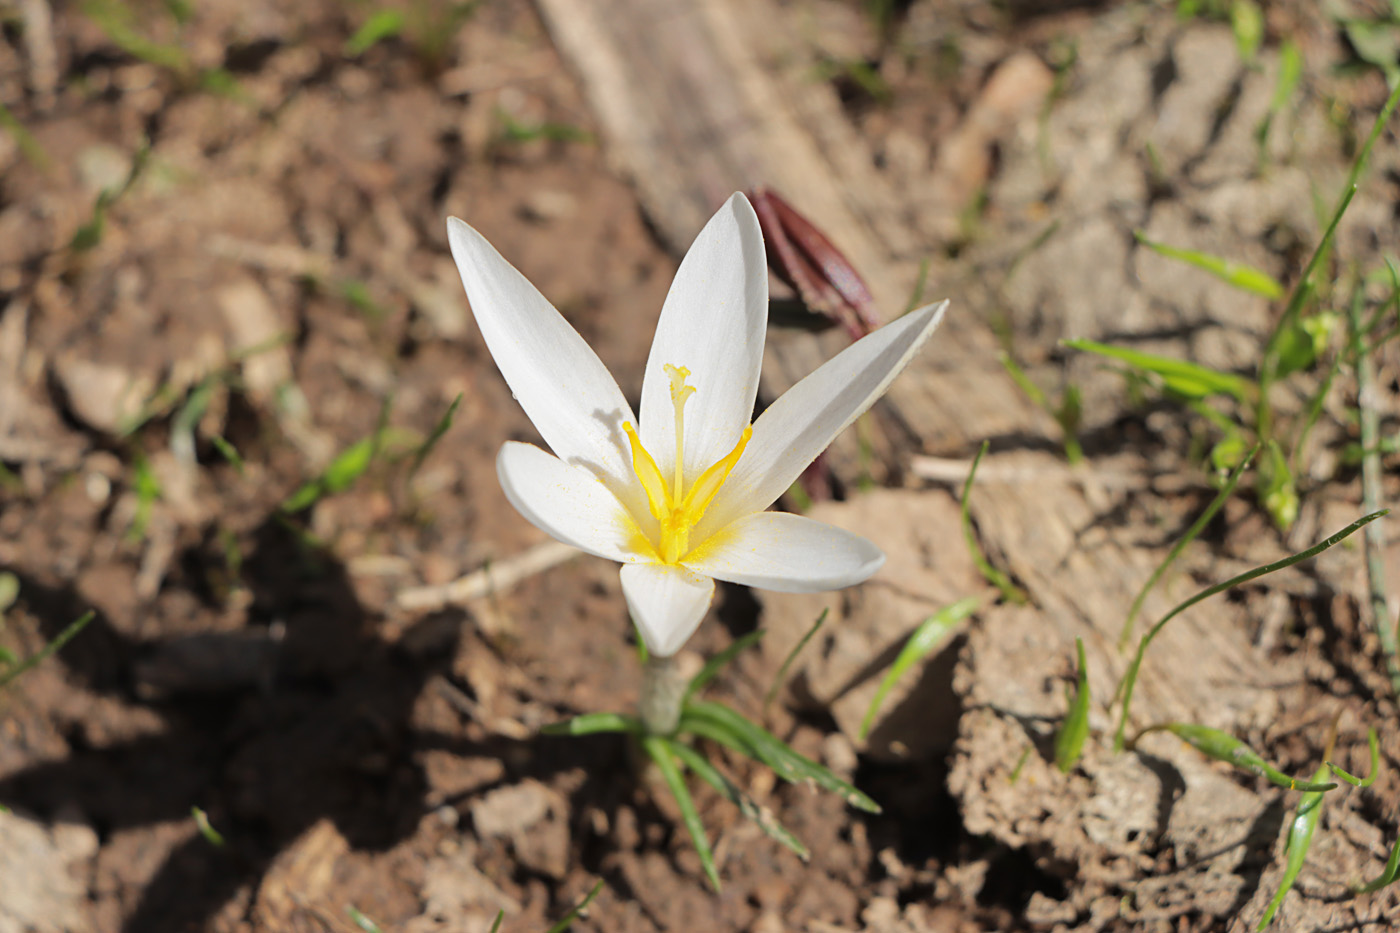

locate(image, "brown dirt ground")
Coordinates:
1 1 1398 932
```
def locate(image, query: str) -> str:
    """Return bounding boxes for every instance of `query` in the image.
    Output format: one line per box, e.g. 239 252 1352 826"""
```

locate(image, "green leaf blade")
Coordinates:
643 735 721 892
860 597 980 740
1054 637 1091 774
682 701 880 814
1135 232 1282 298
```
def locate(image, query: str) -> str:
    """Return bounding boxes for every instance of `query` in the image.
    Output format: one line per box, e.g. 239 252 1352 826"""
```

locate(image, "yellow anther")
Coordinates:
623 422 670 521
680 425 751 519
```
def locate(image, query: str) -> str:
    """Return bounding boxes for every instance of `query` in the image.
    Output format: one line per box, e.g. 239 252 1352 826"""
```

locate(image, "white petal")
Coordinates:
496 441 648 564
685 511 884 592
448 217 642 511
620 562 716 658
638 193 768 483
697 300 948 537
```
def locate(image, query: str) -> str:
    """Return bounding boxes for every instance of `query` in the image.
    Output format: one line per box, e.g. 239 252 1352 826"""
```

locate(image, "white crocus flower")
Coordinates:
447 193 947 659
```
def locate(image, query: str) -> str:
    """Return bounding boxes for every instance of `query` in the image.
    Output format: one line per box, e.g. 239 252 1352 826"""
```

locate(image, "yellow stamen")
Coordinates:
623 422 670 521
680 425 751 519
622 368 752 566
664 364 695 497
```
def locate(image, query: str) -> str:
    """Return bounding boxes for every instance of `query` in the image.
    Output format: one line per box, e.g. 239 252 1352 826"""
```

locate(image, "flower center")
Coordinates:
623 364 751 565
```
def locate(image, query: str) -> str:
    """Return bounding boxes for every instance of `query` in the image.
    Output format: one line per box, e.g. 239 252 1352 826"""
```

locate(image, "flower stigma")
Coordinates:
623 365 751 565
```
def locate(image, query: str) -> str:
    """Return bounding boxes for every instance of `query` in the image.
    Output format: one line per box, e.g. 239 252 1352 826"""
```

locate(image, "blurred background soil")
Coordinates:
1 1 1398 931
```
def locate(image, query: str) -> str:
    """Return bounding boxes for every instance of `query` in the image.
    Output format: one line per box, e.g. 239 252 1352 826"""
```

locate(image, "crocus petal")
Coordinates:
448 217 642 511
697 300 949 538
620 562 716 658
638 193 768 483
497 441 649 564
685 511 884 592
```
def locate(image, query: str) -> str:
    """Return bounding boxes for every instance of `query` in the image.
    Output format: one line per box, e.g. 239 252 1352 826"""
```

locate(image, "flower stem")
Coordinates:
639 654 686 735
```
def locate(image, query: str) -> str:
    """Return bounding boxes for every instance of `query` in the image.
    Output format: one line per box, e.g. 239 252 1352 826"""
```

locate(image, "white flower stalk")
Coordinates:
447 193 947 660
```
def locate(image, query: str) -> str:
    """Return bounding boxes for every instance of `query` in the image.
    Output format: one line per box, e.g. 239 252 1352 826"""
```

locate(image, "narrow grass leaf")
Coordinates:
128 453 161 543
764 609 827 712
191 807 225 846
684 629 764 704
1355 836 1400 893
1230 0 1263 61
1054 637 1092 773
1327 728 1380 788
1152 723 1336 792
281 401 390 512
1262 186 1356 388
1119 445 1257 648
1258 763 1329 928
543 879 605 933
1134 232 1282 298
643 735 720 891
1113 511 1386 749
961 441 1027 603
860 597 981 740
407 393 462 481
666 740 809 860
682 701 880 813
346 905 385 933
998 352 1049 409
1008 745 1032 784
903 257 931 315
1066 338 1255 401
210 436 244 475
80 0 190 71
345 9 406 56
0 102 50 168
997 352 1082 462
1254 39 1302 163
281 438 374 512
0 611 95 689
489 910 504 933
541 712 642 736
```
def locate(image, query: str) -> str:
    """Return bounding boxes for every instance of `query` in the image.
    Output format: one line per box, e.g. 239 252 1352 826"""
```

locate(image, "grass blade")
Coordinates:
860 597 980 740
1146 723 1336 792
1134 232 1283 298
191 806 225 846
997 354 1083 463
1054 637 1091 773
764 609 827 712
1351 282 1400 693
961 441 1027 604
541 712 642 736
681 701 880 813
0 611 96 689
0 102 50 169
1327 727 1380 788
1258 763 1329 928
1261 187 1355 389
543 879 605 933
345 9 406 56
1355 836 1400 894
281 399 392 513
1113 511 1386 749
1066 338 1255 402
643 735 720 891
407 393 462 482
685 629 765 704
1118 445 1258 648
666 740 809 860
346 905 385 933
